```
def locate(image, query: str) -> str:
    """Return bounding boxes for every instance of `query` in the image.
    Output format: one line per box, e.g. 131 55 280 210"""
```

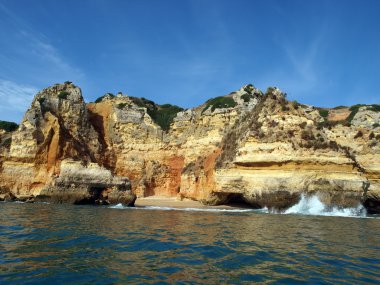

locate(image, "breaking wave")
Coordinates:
109 195 368 218
281 194 367 218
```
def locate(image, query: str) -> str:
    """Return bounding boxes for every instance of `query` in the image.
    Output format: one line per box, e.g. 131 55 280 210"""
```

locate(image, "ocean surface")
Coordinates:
1 198 380 284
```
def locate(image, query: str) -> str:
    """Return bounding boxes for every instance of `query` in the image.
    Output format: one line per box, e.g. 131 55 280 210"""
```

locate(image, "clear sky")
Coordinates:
0 0 379 123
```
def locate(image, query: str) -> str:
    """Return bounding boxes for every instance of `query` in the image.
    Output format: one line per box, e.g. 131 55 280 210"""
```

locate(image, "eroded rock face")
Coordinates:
36 160 135 205
0 82 135 205
352 107 380 128
1 82 379 212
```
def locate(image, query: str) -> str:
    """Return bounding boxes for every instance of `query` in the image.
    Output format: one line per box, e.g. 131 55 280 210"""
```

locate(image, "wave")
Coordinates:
109 204 257 213
280 194 367 218
109 195 368 217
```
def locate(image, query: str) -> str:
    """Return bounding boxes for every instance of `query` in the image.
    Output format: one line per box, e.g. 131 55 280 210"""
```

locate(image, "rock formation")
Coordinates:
0 82 379 213
0 82 134 205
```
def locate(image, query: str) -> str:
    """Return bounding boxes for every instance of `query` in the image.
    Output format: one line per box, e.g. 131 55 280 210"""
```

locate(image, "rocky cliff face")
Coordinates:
0 83 134 205
1 82 379 212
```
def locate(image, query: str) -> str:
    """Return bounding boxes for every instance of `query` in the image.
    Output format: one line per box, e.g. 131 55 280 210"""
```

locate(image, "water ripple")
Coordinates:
1 202 380 284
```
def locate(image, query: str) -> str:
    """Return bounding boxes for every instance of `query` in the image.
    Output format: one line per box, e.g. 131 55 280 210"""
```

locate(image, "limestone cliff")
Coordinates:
0 82 379 212
0 83 134 205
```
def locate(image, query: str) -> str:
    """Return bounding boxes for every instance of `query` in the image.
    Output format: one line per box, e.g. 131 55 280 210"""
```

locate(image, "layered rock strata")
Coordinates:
0 82 379 212
36 160 135 205
0 83 135 205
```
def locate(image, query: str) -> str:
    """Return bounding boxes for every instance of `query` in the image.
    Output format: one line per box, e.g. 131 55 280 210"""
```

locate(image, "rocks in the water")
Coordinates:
36 160 135 206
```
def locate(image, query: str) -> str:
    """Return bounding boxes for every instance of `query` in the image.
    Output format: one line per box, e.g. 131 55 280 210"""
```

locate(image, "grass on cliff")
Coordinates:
0 120 18 132
202 96 237 113
150 104 184 131
130 97 184 131
94 93 115 103
318 109 329 118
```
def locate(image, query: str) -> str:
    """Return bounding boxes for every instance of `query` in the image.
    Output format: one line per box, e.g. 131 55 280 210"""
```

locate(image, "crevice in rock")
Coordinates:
363 198 380 215
215 94 269 169
224 193 258 208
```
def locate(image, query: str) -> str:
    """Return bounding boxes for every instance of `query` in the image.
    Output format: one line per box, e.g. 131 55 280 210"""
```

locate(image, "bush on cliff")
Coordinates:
95 93 115 103
318 109 329 118
130 97 183 131
0 120 18 132
368 104 380 112
202 96 237 113
58 91 70 100
243 84 254 94
333 105 348 109
152 104 184 131
241 94 254 102
116 103 128 109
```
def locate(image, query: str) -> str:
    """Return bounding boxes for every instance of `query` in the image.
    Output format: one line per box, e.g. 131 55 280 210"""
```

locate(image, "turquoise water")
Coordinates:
1 202 380 284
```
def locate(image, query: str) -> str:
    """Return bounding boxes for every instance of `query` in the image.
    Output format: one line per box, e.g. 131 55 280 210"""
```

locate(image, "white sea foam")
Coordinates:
282 194 367 218
109 195 368 217
109 204 255 213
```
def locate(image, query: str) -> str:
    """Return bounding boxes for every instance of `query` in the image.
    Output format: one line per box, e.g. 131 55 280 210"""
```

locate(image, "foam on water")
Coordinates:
109 204 256 213
282 194 367 218
110 195 367 217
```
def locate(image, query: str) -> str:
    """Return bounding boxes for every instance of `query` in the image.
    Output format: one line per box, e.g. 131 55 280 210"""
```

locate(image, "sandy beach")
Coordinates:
134 196 234 209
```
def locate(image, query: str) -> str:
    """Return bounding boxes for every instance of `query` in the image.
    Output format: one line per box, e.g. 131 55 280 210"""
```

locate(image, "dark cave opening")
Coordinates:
224 193 258 209
74 187 105 205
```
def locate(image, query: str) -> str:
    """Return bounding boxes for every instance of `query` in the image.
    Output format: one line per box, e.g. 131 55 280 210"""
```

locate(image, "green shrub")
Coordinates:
281 105 290 112
58 91 70 99
129 97 183 131
318 109 329 118
241 94 254 102
333 105 348 109
150 104 184 131
202 96 237 113
130 97 155 108
0 120 18 132
116 103 128 109
317 120 350 130
64 81 72 85
373 123 380 128
265 87 276 96
95 93 115 103
368 104 380 112
38 98 45 105
243 84 254 94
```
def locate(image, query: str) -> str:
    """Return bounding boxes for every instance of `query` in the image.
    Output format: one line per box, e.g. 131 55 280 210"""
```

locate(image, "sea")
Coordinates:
1 195 380 284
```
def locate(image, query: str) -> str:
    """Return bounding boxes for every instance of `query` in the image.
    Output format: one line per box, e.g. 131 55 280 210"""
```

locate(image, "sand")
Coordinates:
134 196 234 209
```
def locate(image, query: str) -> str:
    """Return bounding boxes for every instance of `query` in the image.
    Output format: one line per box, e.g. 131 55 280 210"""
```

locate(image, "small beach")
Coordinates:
135 196 233 209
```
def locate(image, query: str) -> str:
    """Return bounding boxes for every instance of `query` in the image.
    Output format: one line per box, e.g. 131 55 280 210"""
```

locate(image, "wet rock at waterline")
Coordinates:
36 160 135 206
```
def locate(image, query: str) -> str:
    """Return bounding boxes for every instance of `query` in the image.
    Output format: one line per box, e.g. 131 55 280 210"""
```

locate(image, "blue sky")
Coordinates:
0 0 379 123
